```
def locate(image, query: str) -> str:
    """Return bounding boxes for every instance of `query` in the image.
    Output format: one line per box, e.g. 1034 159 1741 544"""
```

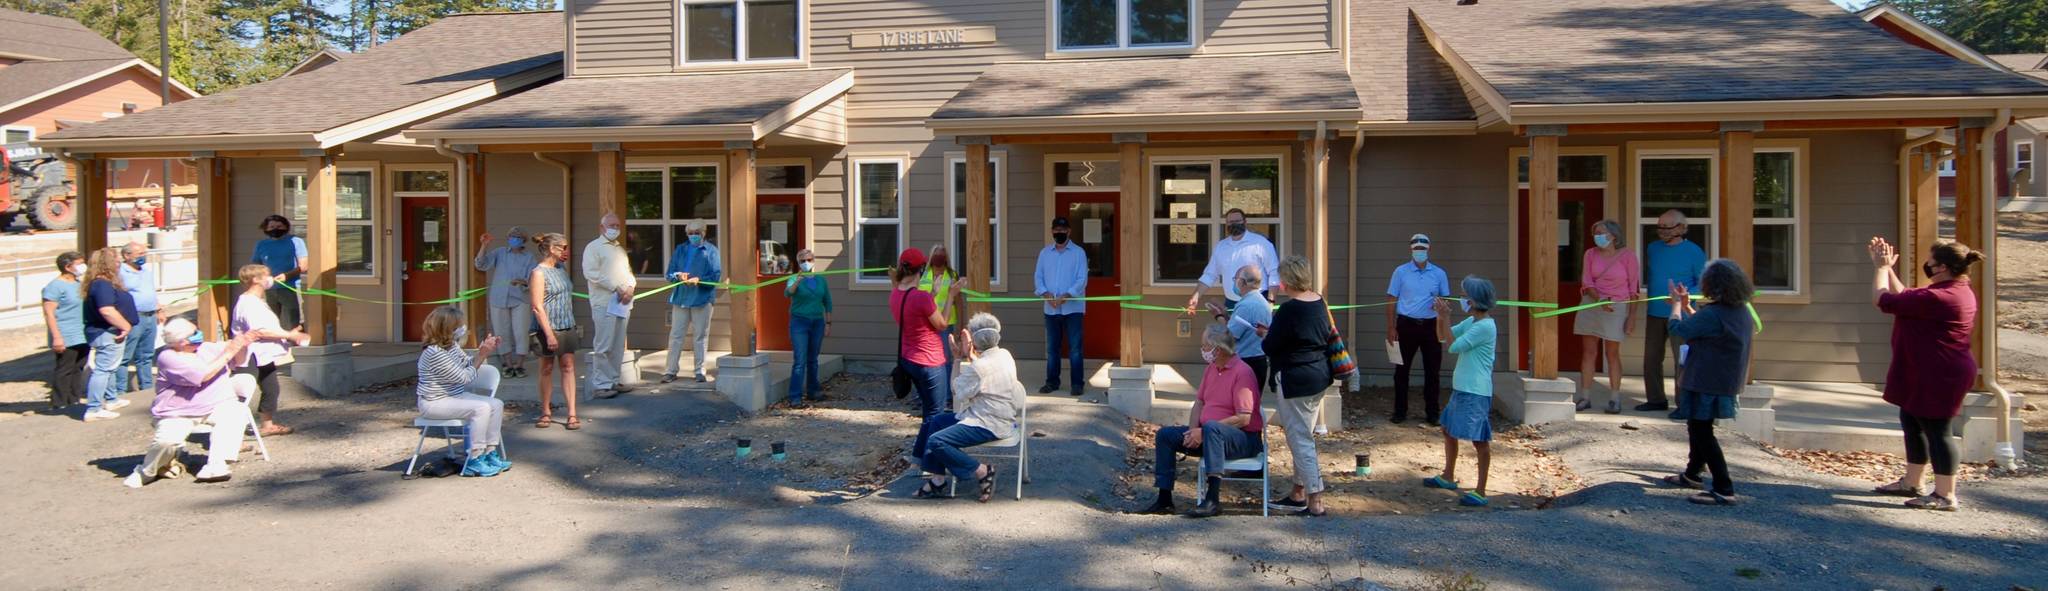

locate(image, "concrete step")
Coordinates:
1768 381 1906 454
494 352 845 403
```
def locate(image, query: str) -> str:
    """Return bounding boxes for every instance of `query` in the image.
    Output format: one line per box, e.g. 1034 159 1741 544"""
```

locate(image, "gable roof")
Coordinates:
411 68 854 143
0 8 132 61
928 52 1361 132
0 58 199 116
282 48 348 77
39 11 563 151
1856 4 2012 72
1349 0 1476 125
1991 53 2048 72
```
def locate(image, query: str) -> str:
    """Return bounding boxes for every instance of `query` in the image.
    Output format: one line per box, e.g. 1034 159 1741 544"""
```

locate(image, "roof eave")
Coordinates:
1859 5 2012 73
1508 95 2048 125
35 132 321 155
924 109 1362 135
311 60 562 148
1354 120 1479 136
0 59 145 114
403 123 757 145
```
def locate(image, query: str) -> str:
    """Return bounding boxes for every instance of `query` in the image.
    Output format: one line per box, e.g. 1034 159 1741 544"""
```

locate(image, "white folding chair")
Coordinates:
188 401 270 462
404 368 505 479
949 401 1030 500
1196 409 1275 517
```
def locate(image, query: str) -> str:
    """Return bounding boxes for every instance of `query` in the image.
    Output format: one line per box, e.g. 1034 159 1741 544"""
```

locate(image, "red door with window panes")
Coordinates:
401 197 450 342
1055 192 1120 360
1516 187 1603 372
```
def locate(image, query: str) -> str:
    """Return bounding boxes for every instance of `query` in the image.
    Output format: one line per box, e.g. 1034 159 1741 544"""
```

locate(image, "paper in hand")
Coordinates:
606 293 631 319
1385 341 1403 366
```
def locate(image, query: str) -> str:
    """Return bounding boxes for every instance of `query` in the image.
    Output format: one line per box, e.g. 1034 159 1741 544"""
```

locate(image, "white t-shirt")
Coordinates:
1199 231 1280 300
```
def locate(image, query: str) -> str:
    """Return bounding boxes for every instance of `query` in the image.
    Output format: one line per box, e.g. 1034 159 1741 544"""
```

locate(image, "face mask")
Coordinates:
688 234 703 246
930 255 949 270
1411 251 1429 264
1052 232 1069 245
70 263 87 276
453 326 468 342
508 237 525 248
1922 261 1940 279
261 277 275 290
799 261 814 273
603 227 622 242
1201 347 1218 364
131 256 147 267
187 332 205 345
1593 234 1612 248
1227 222 1247 237
265 227 289 239
1460 299 1472 313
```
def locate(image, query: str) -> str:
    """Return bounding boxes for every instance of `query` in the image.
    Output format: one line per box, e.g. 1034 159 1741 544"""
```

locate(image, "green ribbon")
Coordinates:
969 295 1142 303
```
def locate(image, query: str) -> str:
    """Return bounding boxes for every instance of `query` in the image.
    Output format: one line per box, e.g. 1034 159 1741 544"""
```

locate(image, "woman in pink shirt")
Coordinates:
1574 219 1640 413
1134 323 1264 518
891 248 952 489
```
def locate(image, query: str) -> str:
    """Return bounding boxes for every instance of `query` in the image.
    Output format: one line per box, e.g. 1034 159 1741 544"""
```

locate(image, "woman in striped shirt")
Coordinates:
415 306 507 477
528 232 581 430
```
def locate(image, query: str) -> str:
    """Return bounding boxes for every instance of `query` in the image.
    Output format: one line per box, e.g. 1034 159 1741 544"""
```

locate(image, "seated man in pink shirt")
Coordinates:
124 318 257 488
1134 323 1265 518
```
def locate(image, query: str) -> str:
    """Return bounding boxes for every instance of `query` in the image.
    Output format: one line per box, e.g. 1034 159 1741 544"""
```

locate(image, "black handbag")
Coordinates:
891 289 912 399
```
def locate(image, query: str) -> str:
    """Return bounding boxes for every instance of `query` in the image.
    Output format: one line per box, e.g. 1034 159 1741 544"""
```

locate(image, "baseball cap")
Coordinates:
898 247 927 267
1051 216 1072 229
1410 233 1432 249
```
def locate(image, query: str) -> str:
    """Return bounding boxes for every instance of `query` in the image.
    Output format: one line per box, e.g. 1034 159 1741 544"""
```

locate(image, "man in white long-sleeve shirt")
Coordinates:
583 213 637 398
1184 208 1279 313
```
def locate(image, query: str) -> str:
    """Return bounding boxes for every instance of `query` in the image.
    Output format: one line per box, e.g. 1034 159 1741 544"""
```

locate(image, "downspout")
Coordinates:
1345 128 1365 389
534 152 574 282
1976 108 2019 469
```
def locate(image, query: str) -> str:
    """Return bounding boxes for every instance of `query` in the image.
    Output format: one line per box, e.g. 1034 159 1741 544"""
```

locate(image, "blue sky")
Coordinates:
1829 0 1868 10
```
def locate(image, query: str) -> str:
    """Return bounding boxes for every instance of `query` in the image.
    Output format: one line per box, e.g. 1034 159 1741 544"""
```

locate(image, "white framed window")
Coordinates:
679 0 803 65
1149 156 1283 284
1054 0 1195 52
945 153 1004 288
2016 140 2034 174
623 163 722 278
852 157 905 284
280 166 377 276
1751 147 1804 293
1631 145 1807 295
2 125 32 144
1633 149 1719 267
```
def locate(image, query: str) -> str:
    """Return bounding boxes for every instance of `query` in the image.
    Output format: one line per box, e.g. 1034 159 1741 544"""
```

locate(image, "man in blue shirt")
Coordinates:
1034 217 1088 396
113 241 164 395
663 221 722 383
1639 210 1707 414
1386 233 1451 424
251 214 308 330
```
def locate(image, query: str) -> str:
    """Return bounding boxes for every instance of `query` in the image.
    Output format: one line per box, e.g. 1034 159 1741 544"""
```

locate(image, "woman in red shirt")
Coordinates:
1867 237 1983 512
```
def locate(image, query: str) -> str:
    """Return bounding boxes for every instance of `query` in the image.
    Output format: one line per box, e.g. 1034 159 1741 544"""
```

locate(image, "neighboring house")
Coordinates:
282 48 347 77
0 7 199 227
1991 54 2048 198
1861 5 2048 199
35 0 2048 412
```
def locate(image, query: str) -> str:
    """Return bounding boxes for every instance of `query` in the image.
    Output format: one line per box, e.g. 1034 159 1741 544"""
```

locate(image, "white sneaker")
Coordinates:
84 409 121 422
194 464 232 483
105 399 131 411
122 468 146 489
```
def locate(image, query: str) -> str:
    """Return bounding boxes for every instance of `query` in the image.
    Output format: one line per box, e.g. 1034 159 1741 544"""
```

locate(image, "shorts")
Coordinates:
1440 390 1494 442
532 326 583 356
1572 304 1627 342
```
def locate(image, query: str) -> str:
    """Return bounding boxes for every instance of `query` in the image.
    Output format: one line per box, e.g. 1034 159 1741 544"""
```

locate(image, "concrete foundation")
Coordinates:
284 343 355 396
1732 383 1777 444
1107 365 1155 421
1958 389 2027 463
1499 372 1576 425
715 353 772 412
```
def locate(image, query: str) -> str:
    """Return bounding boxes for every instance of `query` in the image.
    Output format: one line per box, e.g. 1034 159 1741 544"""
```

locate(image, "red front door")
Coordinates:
1055 192 1120 360
1516 187 1604 371
754 195 803 351
401 197 451 342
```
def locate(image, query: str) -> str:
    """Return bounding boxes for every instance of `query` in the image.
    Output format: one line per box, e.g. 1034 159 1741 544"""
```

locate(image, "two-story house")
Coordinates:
35 0 2048 459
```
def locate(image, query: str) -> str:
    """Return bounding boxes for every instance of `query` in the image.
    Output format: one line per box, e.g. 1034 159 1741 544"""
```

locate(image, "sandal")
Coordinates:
977 466 998 503
535 414 552 428
912 478 948 500
1424 475 1459 490
259 425 295 436
1904 494 1959 511
565 416 582 431
1663 473 1704 490
1873 480 1925 498
1687 491 1740 506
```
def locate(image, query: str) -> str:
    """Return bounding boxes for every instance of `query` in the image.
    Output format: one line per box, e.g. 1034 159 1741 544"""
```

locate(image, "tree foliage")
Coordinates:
1869 0 2048 54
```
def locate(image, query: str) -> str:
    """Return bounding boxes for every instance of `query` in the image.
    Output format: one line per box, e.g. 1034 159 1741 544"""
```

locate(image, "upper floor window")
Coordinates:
682 0 800 64
1056 0 1193 51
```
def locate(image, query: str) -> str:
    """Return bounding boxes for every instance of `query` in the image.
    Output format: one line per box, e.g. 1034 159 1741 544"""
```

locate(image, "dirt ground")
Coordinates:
681 374 924 493
1998 212 2048 333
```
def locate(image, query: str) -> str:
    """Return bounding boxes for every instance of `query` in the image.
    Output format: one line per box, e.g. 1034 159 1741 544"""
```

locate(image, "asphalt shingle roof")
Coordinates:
416 68 851 131
0 58 135 110
1350 0 1474 122
930 52 1361 120
0 8 132 61
1991 53 2048 72
1409 0 2048 105
42 11 562 140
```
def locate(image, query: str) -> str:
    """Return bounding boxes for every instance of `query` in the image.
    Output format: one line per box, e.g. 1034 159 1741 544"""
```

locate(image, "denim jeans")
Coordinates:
919 412 998 480
901 358 948 458
1153 422 1261 493
940 323 958 409
85 332 124 412
787 315 826 404
114 313 158 395
1043 313 1084 392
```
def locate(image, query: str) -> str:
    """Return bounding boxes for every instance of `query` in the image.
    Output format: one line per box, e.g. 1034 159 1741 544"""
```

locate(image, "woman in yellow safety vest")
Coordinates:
918 244 963 404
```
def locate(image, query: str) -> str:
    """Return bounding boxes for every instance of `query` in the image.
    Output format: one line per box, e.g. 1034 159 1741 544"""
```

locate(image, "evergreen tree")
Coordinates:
1871 0 2048 54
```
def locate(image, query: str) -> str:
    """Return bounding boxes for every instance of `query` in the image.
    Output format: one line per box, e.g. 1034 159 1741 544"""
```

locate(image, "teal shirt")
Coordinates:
787 275 833 319
1447 316 1497 397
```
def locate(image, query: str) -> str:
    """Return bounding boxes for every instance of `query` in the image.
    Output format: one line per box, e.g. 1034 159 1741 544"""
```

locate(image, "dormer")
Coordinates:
567 0 806 76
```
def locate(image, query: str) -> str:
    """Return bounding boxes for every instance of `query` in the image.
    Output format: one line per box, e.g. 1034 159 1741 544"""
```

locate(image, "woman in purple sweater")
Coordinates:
1867 237 1982 512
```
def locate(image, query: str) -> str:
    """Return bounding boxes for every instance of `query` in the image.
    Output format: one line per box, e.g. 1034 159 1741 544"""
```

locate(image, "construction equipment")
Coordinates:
1 142 77 231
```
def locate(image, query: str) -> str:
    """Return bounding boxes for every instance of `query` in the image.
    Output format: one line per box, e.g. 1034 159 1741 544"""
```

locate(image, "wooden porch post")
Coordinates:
73 157 109 255
596 146 625 219
1526 129 1562 379
963 138 992 319
726 143 759 357
464 152 489 345
195 156 233 339
1308 126 1331 295
1908 144 1942 288
303 154 339 345
1718 123 1760 273
1954 123 1990 385
1115 135 1145 367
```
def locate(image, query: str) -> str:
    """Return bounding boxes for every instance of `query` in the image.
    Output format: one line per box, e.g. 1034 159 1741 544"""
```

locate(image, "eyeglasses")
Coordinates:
1657 224 1682 230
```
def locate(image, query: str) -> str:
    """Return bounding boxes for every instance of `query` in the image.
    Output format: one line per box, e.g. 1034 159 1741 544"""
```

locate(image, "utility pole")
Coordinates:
158 0 173 230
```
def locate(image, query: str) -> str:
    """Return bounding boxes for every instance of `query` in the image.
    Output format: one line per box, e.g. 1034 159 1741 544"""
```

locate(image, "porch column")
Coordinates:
1115 135 1145 367
1908 143 1942 287
1718 123 1760 273
725 142 758 357
464 151 489 345
963 138 993 318
1525 128 1563 379
1954 122 1990 386
1306 126 1331 294
72 157 109 255
596 145 625 219
195 156 233 338
303 153 339 345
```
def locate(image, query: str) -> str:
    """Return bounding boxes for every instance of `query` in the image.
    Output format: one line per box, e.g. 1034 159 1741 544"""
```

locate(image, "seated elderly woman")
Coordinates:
1136 323 1265 518
415 306 509 478
124 318 257 488
912 312 1026 503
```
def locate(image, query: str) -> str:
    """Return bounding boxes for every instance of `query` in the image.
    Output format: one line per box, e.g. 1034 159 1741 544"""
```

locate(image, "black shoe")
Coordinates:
1268 496 1307 509
1183 500 1222 518
1389 414 1407 424
615 384 637 394
1667 409 1685 421
596 388 620 399
660 374 676 384
1069 387 1085 397
1423 419 1441 428
1038 384 1058 394
1133 496 1177 515
1635 402 1670 412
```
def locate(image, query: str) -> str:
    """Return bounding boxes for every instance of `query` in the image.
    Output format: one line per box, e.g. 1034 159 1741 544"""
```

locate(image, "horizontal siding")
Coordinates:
811 0 1042 112
1203 0 1335 52
570 0 673 76
776 95 847 144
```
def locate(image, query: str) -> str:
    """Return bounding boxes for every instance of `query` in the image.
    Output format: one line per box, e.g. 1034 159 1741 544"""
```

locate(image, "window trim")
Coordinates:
1623 139 1810 302
1140 149 1289 290
943 151 1006 290
2015 139 2034 173
1046 0 1200 55
278 163 380 283
383 164 450 339
851 156 908 286
1 125 33 143
623 159 726 281
675 0 808 69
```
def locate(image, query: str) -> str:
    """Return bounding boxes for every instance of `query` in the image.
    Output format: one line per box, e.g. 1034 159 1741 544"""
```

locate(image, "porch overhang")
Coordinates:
927 52 1363 137
406 69 854 147
926 109 1359 136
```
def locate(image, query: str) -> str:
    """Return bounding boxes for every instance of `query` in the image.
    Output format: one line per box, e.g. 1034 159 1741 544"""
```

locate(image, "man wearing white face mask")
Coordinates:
1387 233 1451 425
584 213 637 398
662 221 721 384
1186 208 1279 313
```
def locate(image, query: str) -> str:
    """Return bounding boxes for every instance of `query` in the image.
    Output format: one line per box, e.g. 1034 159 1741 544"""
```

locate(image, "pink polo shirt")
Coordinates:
1197 357 1264 434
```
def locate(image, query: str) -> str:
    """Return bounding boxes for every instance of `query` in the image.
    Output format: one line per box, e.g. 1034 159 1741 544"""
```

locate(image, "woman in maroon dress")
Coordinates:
1866 237 1983 512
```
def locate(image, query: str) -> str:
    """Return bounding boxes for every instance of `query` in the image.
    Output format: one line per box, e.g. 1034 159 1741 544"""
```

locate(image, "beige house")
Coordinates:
33 0 2048 457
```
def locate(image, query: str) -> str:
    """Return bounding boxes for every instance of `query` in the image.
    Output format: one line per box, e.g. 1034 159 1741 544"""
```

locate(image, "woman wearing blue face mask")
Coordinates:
474 227 538 378
1575 219 1640 414
784 249 832 407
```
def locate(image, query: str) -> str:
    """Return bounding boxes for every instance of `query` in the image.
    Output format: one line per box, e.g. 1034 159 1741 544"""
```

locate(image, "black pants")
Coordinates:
51 344 89 408
1642 316 1685 405
1685 419 1734 495
1242 355 1271 395
265 285 302 330
1393 315 1443 421
1900 410 1958 476
237 363 283 416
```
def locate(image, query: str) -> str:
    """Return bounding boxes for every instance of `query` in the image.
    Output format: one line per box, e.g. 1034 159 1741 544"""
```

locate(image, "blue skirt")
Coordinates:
1441 390 1494 442
1676 389 1738 421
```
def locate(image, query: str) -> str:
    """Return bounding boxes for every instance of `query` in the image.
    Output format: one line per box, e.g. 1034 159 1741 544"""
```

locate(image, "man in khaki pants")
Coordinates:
584 213 636 399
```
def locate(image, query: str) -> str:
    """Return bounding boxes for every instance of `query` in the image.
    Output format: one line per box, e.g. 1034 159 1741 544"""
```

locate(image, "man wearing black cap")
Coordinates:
1033 217 1089 395
1387 233 1450 424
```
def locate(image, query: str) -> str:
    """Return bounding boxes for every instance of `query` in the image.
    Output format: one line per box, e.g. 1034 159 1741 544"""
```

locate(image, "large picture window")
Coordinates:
624 164 722 277
1150 156 1281 283
853 158 905 283
281 167 376 275
946 155 1004 287
682 0 800 64
1634 152 1717 262
1055 0 1192 51
1633 146 1805 294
